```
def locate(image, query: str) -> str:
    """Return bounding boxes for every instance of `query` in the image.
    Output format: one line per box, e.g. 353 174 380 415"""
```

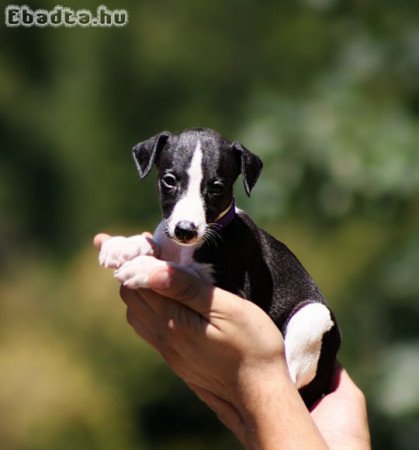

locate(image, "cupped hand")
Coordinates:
123 267 288 441
94 233 292 446
94 233 370 450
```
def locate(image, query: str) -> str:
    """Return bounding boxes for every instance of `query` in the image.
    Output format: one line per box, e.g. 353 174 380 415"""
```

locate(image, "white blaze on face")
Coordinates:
168 140 206 241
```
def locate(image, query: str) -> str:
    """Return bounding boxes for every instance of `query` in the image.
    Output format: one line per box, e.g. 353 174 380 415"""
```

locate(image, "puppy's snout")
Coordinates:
174 221 198 243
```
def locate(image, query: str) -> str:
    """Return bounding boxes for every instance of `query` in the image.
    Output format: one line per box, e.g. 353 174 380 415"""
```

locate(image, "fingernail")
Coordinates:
152 270 171 289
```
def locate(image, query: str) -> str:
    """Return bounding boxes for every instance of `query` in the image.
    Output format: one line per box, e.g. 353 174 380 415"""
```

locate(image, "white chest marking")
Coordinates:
167 141 206 237
284 303 334 389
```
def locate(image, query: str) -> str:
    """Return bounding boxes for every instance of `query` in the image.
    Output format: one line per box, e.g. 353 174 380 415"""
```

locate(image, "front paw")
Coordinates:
114 255 169 289
99 235 156 269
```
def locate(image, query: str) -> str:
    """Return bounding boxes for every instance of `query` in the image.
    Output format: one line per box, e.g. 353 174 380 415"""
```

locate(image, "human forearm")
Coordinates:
231 369 328 450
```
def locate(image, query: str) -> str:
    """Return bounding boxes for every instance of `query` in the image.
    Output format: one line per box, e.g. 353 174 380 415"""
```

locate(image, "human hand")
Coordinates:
94 233 369 449
310 365 371 450
100 237 286 440
95 233 318 448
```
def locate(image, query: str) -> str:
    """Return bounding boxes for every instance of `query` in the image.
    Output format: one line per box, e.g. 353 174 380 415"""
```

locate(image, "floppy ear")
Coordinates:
233 142 263 196
132 131 170 178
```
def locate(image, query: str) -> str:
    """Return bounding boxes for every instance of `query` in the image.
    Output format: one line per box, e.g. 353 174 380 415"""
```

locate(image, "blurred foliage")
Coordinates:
1 0 419 449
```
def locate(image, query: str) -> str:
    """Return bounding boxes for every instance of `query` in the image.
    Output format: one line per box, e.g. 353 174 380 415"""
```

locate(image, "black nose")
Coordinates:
174 221 198 242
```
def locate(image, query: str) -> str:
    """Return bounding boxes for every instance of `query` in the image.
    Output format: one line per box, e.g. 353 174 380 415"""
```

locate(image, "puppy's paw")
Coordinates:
114 255 169 289
99 235 156 269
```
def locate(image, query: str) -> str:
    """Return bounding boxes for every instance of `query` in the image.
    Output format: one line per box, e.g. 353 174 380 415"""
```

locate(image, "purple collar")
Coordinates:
215 199 236 229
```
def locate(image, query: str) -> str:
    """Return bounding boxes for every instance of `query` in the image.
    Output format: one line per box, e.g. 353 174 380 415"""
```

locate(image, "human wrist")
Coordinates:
233 366 328 450
237 370 293 449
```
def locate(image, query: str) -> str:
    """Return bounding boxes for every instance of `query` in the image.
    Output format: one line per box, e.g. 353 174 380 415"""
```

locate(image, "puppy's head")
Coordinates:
132 128 263 246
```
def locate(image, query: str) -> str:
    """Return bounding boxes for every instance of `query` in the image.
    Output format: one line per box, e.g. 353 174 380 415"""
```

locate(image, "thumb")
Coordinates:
148 265 217 315
93 233 111 250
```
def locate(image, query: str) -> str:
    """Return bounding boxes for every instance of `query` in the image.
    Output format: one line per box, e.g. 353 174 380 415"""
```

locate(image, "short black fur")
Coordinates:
133 128 341 407
194 212 341 407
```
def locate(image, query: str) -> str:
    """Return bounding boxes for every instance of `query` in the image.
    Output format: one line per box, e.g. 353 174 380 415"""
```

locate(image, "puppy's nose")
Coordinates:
174 221 198 242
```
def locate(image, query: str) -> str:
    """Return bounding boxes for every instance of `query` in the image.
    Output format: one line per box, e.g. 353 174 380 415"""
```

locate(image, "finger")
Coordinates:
121 285 203 347
126 309 160 349
148 265 239 316
143 291 212 342
121 285 158 322
120 286 161 347
93 233 111 250
121 286 207 360
128 287 170 316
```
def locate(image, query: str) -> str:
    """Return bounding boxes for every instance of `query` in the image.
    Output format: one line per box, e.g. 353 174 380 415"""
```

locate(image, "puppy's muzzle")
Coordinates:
174 221 199 244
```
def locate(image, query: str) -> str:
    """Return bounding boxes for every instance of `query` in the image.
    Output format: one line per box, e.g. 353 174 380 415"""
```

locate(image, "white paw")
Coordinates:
114 255 169 289
99 235 156 269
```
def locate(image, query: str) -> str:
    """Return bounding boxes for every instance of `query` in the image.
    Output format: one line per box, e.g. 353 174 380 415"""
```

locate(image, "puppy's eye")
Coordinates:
208 181 224 196
161 174 177 189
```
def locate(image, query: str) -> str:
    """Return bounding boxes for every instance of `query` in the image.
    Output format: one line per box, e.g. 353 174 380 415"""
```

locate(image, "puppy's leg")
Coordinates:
114 255 200 289
284 302 334 389
99 234 156 269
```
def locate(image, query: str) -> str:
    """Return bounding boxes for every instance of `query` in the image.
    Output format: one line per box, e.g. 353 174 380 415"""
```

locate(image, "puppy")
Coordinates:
99 128 341 407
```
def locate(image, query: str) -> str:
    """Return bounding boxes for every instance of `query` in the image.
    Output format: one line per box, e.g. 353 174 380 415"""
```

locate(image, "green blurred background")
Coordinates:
1 1 419 449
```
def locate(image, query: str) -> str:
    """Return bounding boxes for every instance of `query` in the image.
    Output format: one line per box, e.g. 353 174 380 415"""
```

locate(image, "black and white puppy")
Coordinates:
99 128 341 407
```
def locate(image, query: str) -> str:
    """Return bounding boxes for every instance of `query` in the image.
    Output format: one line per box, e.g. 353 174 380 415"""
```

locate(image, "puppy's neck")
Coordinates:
214 198 236 228
153 198 237 268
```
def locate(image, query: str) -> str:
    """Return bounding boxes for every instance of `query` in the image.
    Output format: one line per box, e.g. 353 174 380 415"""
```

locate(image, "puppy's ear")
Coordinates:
233 142 263 196
132 131 170 178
